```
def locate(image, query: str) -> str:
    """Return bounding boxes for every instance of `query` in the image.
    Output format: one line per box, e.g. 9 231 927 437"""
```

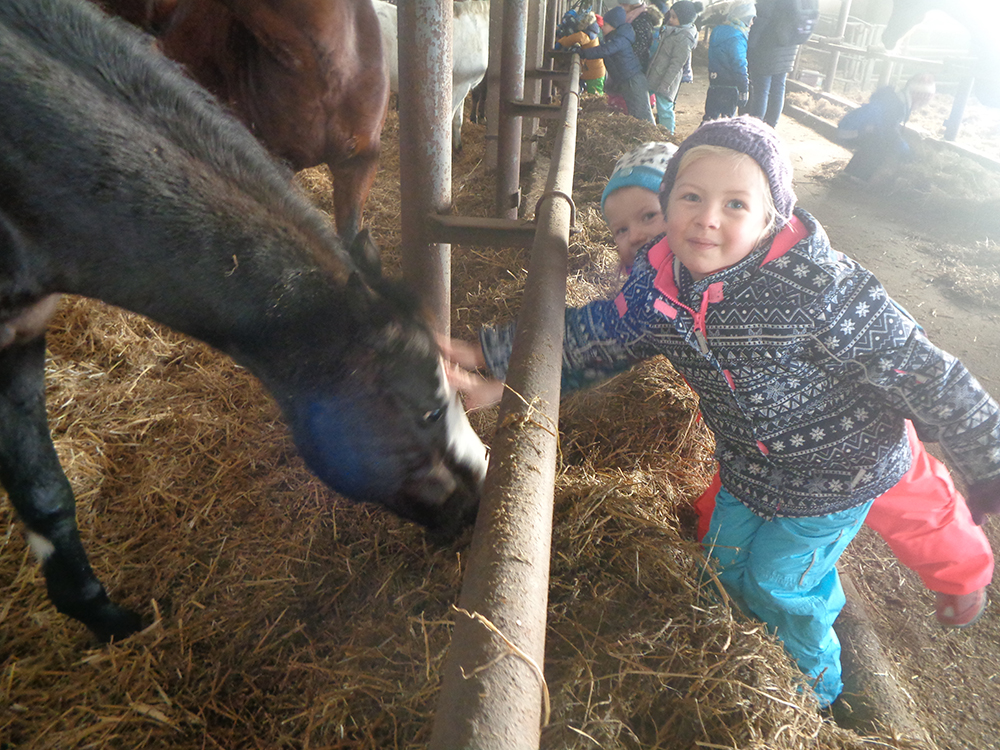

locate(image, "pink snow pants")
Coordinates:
694 421 994 596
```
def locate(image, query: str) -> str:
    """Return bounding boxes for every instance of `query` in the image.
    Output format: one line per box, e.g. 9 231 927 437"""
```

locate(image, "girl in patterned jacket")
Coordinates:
444 117 1000 709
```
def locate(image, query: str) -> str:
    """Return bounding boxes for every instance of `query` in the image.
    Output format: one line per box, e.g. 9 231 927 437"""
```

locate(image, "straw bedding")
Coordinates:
1 98 901 748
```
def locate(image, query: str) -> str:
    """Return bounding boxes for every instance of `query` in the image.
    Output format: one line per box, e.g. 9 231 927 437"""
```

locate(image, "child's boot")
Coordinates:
935 588 987 628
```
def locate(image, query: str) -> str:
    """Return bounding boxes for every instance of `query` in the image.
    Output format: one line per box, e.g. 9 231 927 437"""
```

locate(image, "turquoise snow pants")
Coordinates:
704 489 874 708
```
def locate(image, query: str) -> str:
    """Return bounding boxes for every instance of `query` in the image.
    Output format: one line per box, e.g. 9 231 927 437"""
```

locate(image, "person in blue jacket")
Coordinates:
444 117 999 709
838 72 935 181
704 2 755 120
577 4 655 123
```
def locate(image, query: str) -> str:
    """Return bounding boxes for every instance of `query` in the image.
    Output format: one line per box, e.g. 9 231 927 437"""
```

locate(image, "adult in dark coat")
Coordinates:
746 0 803 127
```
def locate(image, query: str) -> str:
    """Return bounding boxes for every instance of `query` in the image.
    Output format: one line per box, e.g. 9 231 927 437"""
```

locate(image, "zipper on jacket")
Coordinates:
691 279 725 354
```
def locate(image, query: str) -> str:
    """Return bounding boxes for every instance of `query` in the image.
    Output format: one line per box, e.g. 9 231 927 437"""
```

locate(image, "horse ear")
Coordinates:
348 228 382 284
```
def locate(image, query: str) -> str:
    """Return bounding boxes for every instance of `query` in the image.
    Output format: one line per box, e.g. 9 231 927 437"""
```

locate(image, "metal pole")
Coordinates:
428 54 581 750
398 0 454 335
944 72 974 142
823 0 853 92
522 0 546 163
541 0 560 104
485 0 504 168
496 0 527 219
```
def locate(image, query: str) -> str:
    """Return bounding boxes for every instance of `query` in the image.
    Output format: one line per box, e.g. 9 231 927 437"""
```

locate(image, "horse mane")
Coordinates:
454 0 490 20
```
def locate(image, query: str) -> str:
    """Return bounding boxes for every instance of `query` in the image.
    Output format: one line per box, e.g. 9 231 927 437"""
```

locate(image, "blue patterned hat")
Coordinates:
601 142 679 214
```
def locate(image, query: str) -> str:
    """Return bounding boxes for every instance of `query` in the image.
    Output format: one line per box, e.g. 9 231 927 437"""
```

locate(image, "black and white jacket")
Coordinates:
482 208 1000 518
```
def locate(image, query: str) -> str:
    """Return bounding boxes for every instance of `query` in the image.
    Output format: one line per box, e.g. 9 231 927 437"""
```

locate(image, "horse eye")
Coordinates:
422 408 444 424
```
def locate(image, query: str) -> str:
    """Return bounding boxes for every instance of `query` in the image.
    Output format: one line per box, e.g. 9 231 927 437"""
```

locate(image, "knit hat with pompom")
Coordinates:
601 142 679 214
671 0 702 26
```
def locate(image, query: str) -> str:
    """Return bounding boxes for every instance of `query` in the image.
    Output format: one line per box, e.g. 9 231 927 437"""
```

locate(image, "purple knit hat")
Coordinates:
659 116 796 228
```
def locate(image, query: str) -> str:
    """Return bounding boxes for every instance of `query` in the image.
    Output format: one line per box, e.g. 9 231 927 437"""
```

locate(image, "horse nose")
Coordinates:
410 461 459 505
425 472 482 545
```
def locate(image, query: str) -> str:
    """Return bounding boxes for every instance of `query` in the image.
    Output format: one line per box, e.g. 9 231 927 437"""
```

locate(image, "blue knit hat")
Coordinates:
658 116 796 226
601 142 679 214
604 5 627 28
671 1 702 26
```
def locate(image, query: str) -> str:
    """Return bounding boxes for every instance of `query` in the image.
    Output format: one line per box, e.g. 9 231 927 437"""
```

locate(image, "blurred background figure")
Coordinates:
837 72 936 181
556 10 607 94
579 4 656 123
703 2 755 120
746 0 818 127
646 1 702 132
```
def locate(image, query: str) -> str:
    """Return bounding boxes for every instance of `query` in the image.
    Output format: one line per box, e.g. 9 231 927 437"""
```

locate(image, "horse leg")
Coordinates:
330 149 379 245
452 98 465 155
0 335 142 642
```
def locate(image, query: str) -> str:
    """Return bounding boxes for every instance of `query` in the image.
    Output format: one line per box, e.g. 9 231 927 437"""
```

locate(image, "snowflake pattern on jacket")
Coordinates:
481 209 1000 519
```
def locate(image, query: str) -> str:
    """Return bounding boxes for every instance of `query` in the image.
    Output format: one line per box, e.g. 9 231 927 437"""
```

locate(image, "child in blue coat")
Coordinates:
704 2 754 120
445 118 999 708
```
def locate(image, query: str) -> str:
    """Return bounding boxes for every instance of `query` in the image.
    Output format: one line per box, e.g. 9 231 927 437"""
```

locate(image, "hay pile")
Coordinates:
1 100 901 748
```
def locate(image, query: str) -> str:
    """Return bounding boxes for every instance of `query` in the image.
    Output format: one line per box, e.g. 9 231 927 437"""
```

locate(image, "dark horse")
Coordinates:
882 0 998 107
0 0 487 643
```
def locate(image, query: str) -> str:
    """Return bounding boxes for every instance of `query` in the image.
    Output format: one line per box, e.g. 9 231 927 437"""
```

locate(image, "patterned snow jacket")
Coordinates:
480 209 1000 519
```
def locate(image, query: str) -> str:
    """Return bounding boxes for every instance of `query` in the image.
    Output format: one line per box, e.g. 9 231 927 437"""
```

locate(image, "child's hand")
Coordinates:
965 476 1000 525
438 337 505 411
438 336 486 371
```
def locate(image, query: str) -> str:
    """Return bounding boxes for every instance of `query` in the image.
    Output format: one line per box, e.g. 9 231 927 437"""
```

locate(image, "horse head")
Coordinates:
275 232 488 541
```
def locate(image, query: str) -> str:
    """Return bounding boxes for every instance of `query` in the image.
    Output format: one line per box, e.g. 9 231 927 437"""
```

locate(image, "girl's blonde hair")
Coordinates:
666 144 780 244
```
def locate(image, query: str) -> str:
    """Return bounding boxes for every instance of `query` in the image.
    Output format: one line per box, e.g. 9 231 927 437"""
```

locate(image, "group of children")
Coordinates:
559 1 703 132
556 0 781 131
443 115 1000 711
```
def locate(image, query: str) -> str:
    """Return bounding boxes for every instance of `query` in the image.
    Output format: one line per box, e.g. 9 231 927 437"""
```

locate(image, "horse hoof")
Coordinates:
89 603 144 643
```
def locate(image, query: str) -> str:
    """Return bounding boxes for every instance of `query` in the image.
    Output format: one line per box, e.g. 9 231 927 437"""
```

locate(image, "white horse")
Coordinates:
373 0 490 153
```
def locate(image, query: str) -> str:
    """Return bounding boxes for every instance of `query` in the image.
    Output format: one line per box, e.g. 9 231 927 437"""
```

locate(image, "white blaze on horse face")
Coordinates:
437 357 489 485
27 531 55 562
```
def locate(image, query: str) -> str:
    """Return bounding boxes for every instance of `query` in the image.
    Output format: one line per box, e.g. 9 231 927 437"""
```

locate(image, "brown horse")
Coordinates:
103 0 390 242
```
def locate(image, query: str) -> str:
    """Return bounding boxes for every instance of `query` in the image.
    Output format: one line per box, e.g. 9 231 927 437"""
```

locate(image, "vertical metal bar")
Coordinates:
485 0 504 168
428 55 581 750
398 0 454 335
876 56 894 89
823 0 853 93
541 0 559 104
522 0 546 163
496 0 527 219
944 73 974 142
